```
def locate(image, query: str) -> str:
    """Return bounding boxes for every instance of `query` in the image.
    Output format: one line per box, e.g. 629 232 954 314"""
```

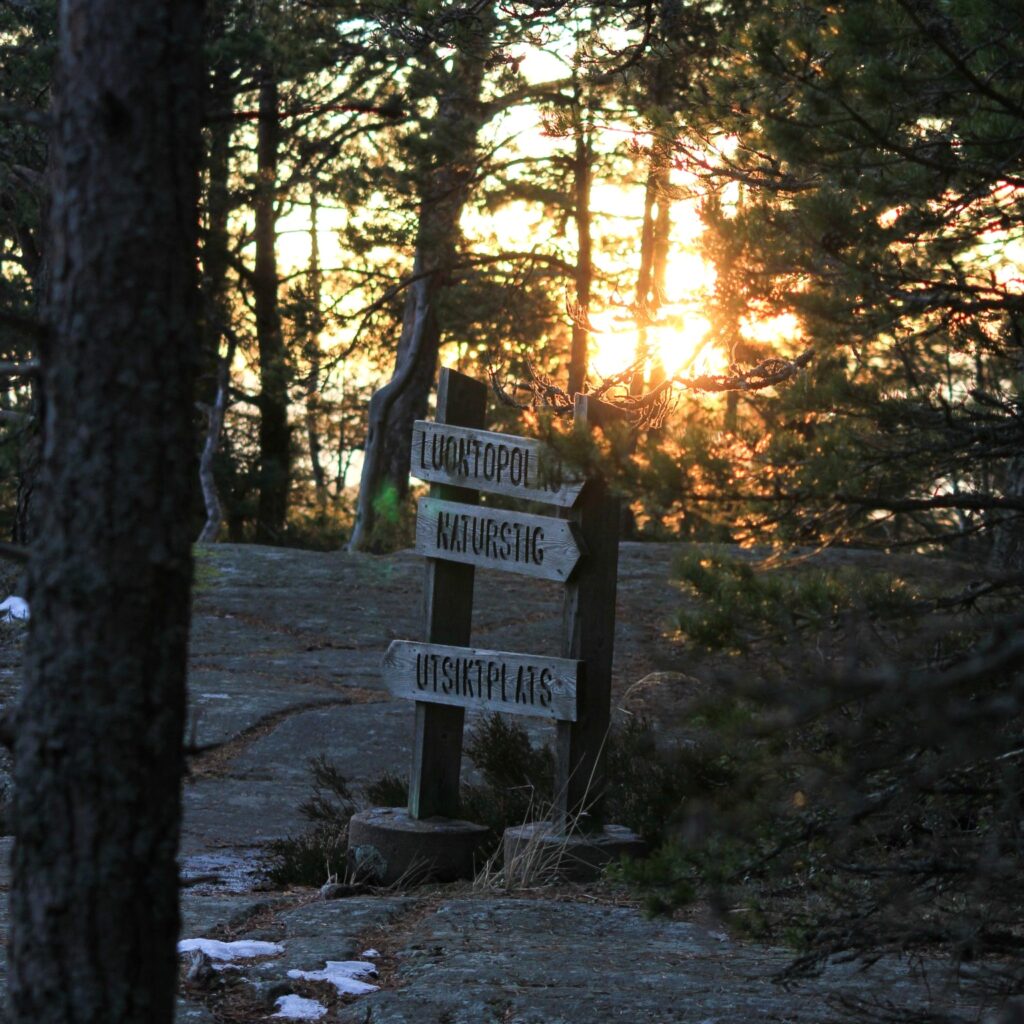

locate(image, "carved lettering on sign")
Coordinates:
411 421 584 507
415 497 583 581
382 640 579 721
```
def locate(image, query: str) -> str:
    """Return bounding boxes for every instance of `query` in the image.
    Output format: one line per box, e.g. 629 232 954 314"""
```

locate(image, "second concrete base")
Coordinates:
503 821 646 884
347 806 489 886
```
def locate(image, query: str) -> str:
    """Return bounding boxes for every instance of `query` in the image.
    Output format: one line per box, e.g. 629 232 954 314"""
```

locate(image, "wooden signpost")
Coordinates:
411 420 585 507
381 640 579 721
415 497 584 581
351 367 640 884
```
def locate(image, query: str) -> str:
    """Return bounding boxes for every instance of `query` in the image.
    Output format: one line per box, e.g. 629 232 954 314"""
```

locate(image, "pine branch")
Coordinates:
838 493 1024 513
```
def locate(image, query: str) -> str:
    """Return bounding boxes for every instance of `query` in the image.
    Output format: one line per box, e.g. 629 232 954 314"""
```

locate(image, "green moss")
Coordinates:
191 546 221 595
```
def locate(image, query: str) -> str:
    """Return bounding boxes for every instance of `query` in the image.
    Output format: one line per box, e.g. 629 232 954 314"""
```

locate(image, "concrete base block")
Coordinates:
503 821 646 884
347 807 489 886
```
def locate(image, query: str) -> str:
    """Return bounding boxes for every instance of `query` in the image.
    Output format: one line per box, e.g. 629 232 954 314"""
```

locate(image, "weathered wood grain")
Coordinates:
408 369 486 820
416 497 584 582
554 393 626 833
383 640 579 721
411 420 584 507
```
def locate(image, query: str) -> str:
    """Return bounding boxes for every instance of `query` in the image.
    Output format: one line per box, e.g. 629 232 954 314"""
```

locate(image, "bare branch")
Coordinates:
490 348 815 426
673 348 815 394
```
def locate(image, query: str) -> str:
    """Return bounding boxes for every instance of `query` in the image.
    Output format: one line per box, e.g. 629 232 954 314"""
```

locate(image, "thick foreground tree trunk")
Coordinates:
348 40 489 552
10 3 204 1023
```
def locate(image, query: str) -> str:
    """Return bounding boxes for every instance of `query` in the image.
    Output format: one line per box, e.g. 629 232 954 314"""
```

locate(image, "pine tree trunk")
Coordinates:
348 39 489 552
254 67 291 544
197 50 235 544
305 192 328 513
10 4 204 1024
568 96 592 398
631 153 670 396
197 332 235 544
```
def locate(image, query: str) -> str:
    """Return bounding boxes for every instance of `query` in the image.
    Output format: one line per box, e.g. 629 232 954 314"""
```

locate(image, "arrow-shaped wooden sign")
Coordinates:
411 420 584 507
382 640 579 721
415 497 584 582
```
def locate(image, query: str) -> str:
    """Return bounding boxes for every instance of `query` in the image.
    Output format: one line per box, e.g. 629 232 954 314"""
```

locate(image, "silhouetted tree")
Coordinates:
9 3 205 1022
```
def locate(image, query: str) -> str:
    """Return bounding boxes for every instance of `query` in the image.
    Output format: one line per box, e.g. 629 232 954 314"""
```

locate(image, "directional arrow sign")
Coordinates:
416 497 584 582
411 420 584 507
382 640 579 721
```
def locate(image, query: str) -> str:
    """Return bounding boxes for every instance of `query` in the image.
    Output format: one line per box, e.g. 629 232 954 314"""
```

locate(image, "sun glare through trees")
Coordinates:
3 2 1024 1022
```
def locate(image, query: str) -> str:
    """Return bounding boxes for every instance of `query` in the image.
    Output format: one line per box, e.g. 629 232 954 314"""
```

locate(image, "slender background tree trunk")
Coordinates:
197 43 236 544
10 3 205 1023
254 65 291 544
305 191 329 514
568 88 593 398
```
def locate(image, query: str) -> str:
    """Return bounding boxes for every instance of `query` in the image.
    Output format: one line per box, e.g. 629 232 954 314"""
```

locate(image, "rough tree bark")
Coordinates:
254 65 291 544
9 3 205 1023
348 39 489 552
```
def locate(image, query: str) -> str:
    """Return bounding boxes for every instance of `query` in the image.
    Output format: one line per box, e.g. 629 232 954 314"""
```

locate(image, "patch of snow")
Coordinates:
199 693 231 700
708 930 729 943
360 948 379 958
0 596 29 622
272 995 327 1020
287 960 378 996
177 938 283 961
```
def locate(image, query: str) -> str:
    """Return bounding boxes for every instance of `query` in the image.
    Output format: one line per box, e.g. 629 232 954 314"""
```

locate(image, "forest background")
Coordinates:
4 0 1024 562
2 1 1024 1023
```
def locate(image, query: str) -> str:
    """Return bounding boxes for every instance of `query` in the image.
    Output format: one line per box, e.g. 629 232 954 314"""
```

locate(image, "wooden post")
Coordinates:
408 367 487 819
553 394 623 833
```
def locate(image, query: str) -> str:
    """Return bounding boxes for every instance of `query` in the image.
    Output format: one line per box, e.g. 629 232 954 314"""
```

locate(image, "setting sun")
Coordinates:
589 306 725 380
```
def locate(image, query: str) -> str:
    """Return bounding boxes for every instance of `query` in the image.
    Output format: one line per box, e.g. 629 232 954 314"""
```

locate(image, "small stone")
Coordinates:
185 950 217 989
248 979 296 1008
347 843 388 885
319 881 368 900
618 671 707 734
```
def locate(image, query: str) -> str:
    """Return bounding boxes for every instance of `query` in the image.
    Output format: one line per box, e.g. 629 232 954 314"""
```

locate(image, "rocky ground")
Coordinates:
0 543 993 1022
